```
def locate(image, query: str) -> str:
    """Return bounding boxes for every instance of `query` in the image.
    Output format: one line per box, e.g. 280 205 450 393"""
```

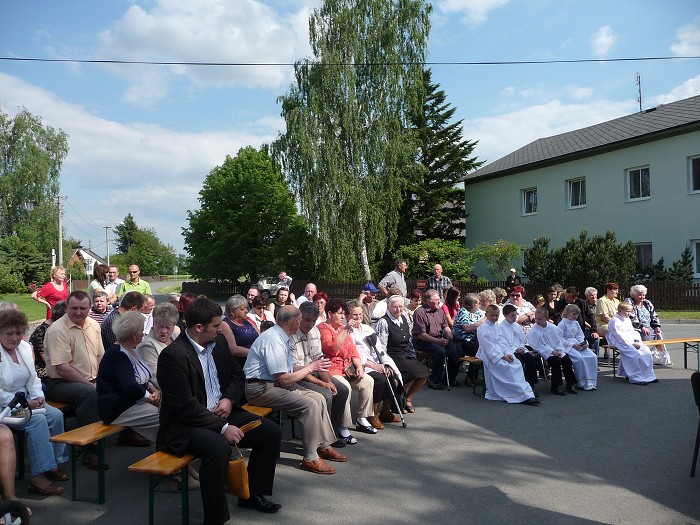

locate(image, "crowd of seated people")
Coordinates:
2 272 676 521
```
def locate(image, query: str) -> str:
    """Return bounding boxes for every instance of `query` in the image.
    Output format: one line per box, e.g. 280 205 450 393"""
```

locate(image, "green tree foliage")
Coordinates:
404 69 481 244
183 146 311 282
522 230 636 290
0 108 68 256
474 239 524 280
395 238 475 281
668 245 694 284
523 237 558 284
113 213 139 254
0 108 68 290
274 0 431 280
110 214 176 276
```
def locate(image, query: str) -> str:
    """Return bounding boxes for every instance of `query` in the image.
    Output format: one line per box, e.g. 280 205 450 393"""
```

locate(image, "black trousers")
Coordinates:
185 408 281 524
515 351 540 387
546 354 577 390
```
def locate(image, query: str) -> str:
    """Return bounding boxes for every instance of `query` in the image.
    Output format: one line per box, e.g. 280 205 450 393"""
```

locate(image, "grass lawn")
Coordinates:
0 293 48 322
157 283 182 294
658 311 700 320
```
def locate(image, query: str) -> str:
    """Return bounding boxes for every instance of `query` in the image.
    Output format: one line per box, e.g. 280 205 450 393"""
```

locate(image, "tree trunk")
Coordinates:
358 209 372 282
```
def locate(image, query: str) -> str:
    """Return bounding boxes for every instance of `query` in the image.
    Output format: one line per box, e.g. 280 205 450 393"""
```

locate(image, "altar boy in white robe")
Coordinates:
477 305 539 406
606 302 657 385
527 308 578 396
498 304 541 392
559 304 598 391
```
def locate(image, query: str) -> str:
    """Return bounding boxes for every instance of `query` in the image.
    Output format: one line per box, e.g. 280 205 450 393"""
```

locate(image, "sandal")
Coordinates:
404 400 415 413
342 434 358 445
45 467 69 481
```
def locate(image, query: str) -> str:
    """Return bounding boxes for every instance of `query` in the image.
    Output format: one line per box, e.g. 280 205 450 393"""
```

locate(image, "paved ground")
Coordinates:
18 323 700 524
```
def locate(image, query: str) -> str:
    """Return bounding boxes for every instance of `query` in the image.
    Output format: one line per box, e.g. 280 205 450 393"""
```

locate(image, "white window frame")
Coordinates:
634 243 653 271
566 178 586 209
626 166 651 201
689 155 700 194
522 187 537 215
693 240 700 279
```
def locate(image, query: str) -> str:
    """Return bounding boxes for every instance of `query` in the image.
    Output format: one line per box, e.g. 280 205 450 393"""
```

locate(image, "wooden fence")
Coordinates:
182 278 700 311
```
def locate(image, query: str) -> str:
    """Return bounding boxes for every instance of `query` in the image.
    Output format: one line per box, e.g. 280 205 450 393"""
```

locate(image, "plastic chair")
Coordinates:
690 371 700 477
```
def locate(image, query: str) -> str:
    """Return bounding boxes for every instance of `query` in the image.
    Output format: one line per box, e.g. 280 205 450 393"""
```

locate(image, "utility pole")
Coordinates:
104 226 111 265
57 195 64 267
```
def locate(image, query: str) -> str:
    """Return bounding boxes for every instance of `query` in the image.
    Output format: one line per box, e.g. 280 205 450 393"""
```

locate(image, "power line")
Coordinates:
63 198 103 232
1 55 699 67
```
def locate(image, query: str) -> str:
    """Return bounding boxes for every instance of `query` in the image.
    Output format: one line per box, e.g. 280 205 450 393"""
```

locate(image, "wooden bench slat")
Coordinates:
460 356 484 364
129 452 196 476
50 422 125 447
47 401 75 412
242 404 273 417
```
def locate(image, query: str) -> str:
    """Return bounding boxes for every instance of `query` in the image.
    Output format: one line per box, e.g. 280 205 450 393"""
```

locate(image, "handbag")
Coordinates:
344 361 358 381
225 419 261 498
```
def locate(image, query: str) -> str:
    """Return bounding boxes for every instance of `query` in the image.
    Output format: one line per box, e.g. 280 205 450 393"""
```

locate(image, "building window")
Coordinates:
690 156 700 193
693 240 700 278
522 187 537 215
634 243 653 272
567 178 586 208
627 166 650 200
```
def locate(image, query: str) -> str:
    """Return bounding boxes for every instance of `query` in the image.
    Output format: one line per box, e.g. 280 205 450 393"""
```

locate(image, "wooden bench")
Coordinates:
460 356 485 397
50 421 126 503
129 451 196 525
606 337 700 377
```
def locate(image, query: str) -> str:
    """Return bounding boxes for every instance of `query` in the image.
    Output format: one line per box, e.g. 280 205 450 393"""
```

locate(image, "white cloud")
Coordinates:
463 99 633 165
671 16 700 56
500 86 516 97
436 0 511 27
651 75 700 105
590 25 617 58
95 0 314 105
0 72 279 252
567 85 594 100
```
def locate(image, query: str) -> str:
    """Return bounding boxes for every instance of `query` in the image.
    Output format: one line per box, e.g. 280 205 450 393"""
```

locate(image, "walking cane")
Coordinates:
364 334 407 428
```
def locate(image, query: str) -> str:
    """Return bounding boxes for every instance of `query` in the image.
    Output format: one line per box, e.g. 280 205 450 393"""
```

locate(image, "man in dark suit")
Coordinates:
553 286 599 348
157 297 281 524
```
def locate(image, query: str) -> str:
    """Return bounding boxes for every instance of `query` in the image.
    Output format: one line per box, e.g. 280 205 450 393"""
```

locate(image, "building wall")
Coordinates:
465 130 700 279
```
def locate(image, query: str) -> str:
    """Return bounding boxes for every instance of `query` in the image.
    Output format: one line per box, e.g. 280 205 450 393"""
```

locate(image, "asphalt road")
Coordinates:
17 322 700 525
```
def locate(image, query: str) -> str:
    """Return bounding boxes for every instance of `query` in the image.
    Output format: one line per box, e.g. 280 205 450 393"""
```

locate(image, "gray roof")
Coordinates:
464 94 700 183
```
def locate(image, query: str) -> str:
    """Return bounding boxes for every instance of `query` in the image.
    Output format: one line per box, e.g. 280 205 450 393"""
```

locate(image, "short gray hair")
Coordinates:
584 287 598 297
346 299 362 310
463 293 479 310
276 305 301 327
479 289 496 305
152 302 179 325
298 301 319 319
630 284 647 296
112 311 145 341
225 294 247 314
93 290 108 299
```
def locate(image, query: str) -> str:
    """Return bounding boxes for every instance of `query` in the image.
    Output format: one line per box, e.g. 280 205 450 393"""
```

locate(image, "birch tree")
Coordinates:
274 0 431 280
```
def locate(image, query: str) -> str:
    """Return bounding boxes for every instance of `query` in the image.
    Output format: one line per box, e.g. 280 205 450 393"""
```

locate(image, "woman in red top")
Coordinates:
441 286 461 328
318 298 378 435
31 266 69 320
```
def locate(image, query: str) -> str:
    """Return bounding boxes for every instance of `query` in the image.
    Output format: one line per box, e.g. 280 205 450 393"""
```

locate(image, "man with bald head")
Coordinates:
296 283 317 306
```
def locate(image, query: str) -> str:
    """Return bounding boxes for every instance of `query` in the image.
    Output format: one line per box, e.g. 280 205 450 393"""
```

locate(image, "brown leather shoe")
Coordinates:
379 413 401 423
117 429 152 447
300 458 336 474
81 453 110 471
317 446 348 462
367 416 385 430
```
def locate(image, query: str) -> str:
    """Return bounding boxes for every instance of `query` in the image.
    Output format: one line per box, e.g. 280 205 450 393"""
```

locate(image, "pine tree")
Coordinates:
668 245 694 284
404 69 482 243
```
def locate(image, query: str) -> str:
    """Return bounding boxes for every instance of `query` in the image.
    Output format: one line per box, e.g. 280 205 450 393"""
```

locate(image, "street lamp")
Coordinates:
104 226 111 265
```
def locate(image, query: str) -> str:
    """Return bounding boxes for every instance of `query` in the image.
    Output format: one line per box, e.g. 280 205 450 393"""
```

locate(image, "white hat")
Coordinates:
510 268 516 273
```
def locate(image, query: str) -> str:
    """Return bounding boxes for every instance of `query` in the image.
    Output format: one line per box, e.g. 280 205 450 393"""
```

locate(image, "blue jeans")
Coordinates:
20 403 68 475
413 339 447 382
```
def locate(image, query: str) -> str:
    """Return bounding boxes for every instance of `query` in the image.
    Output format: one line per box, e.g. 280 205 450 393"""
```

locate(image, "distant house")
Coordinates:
69 247 106 277
463 94 700 282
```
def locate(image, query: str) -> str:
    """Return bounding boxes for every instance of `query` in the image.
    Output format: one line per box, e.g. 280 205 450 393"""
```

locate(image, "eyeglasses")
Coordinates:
129 270 139 274
510 293 521 298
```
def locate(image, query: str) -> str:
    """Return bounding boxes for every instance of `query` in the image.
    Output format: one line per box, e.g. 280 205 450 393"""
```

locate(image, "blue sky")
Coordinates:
1 0 698 260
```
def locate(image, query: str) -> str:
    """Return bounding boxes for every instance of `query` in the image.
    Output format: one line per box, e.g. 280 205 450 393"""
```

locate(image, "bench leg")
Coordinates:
70 444 78 501
147 466 190 525
97 438 106 504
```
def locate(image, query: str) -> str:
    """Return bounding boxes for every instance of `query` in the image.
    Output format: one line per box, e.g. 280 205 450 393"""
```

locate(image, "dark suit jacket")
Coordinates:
553 297 596 331
96 343 151 424
156 332 245 455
